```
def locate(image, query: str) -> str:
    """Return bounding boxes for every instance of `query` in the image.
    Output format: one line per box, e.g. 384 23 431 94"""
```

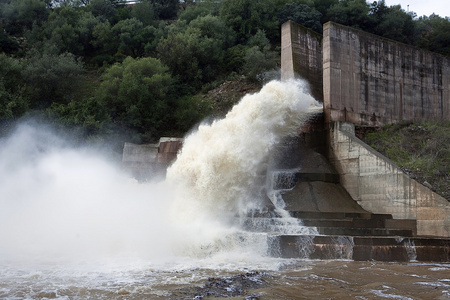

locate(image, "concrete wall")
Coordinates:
281 20 450 237
281 21 323 101
328 122 450 237
323 22 450 126
122 138 183 181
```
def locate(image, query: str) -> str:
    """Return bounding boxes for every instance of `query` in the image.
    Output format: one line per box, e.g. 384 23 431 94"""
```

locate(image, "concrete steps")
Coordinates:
242 209 450 262
262 135 450 262
291 211 417 236
259 210 450 262
315 227 414 237
268 235 450 262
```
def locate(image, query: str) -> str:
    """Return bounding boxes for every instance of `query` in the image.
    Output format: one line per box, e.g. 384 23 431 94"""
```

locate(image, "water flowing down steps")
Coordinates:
257 135 450 262
266 211 450 262
242 209 450 262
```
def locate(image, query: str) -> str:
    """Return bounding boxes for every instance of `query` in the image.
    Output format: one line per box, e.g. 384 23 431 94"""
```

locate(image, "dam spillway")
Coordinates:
122 112 450 262
247 131 450 262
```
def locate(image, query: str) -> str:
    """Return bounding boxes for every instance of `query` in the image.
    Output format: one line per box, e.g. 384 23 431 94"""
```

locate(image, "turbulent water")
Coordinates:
1 79 449 299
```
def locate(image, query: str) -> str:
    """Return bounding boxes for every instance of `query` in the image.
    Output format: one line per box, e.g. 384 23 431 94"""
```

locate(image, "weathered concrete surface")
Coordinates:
281 20 450 238
269 234 450 262
157 137 183 163
328 122 450 237
283 181 368 213
271 130 368 214
123 142 159 163
122 137 183 180
281 20 323 101
323 22 450 126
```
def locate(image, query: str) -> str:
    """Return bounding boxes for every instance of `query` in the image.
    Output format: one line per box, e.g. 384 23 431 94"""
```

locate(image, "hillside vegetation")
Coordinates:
362 122 450 200
1 0 449 148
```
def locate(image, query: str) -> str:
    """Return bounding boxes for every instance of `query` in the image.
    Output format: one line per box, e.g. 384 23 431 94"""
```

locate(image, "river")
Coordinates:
1 259 449 299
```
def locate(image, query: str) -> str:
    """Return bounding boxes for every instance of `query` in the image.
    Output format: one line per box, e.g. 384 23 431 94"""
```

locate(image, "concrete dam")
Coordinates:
123 21 450 262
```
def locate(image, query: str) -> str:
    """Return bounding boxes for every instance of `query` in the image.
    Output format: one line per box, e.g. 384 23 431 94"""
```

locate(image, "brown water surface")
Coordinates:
2 260 449 299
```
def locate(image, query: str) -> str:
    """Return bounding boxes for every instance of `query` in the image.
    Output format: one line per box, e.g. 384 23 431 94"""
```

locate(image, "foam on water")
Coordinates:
0 79 320 271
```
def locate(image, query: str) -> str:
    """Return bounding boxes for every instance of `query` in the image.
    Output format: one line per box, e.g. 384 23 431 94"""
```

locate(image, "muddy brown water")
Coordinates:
2 260 449 299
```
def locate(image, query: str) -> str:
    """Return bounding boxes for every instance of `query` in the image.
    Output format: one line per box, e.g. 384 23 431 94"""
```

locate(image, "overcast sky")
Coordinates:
383 0 449 18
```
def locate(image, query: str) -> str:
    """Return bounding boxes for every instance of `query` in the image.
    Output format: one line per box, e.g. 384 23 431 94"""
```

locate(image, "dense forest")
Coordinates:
1 0 449 147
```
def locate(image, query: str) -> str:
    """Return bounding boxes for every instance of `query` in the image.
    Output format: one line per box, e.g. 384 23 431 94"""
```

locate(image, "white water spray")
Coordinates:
0 79 321 266
167 79 321 217
165 79 321 256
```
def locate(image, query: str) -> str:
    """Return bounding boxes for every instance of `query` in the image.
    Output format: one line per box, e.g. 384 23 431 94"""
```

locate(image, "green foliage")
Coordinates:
0 54 29 120
0 31 20 54
172 94 213 132
90 0 117 21
21 50 85 108
277 3 322 33
178 0 220 23
156 31 201 87
91 17 164 60
219 0 287 43
46 97 112 137
242 30 278 82
0 54 23 93
0 85 28 121
224 44 248 73
111 18 146 57
364 122 450 199
96 56 174 139
313 0 339 24
327 0 373 31
416 15 450 56
157 14 235 88
370 1 416 45
24 5 100 57
1 0 49 35
142 0 179 20
242 46 277 82
1 0 450 146
91 20 116 58
131 0 156 26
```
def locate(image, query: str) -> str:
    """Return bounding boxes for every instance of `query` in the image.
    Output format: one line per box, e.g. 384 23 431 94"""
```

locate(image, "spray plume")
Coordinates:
167 79 321 219
0 79 321 263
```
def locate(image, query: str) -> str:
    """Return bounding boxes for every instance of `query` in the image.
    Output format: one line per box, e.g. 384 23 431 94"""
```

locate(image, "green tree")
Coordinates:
277 3 322 33
416 14 450 56
90 0 117 22
219 0 287 43
313 0 339 24
0 54 28 120
172 94 212 133
1 0 49 35
370 1 416 44
151 0 179 20
21 50 85 108
131 0 157 26
0 31 20 54
242 30 278 82
157 15 235 88
178 0 221 23
26 5 100 57
96 56 174 139
327 0 373 31
157 31 201 87
46 97 112 138
111 18 161 58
